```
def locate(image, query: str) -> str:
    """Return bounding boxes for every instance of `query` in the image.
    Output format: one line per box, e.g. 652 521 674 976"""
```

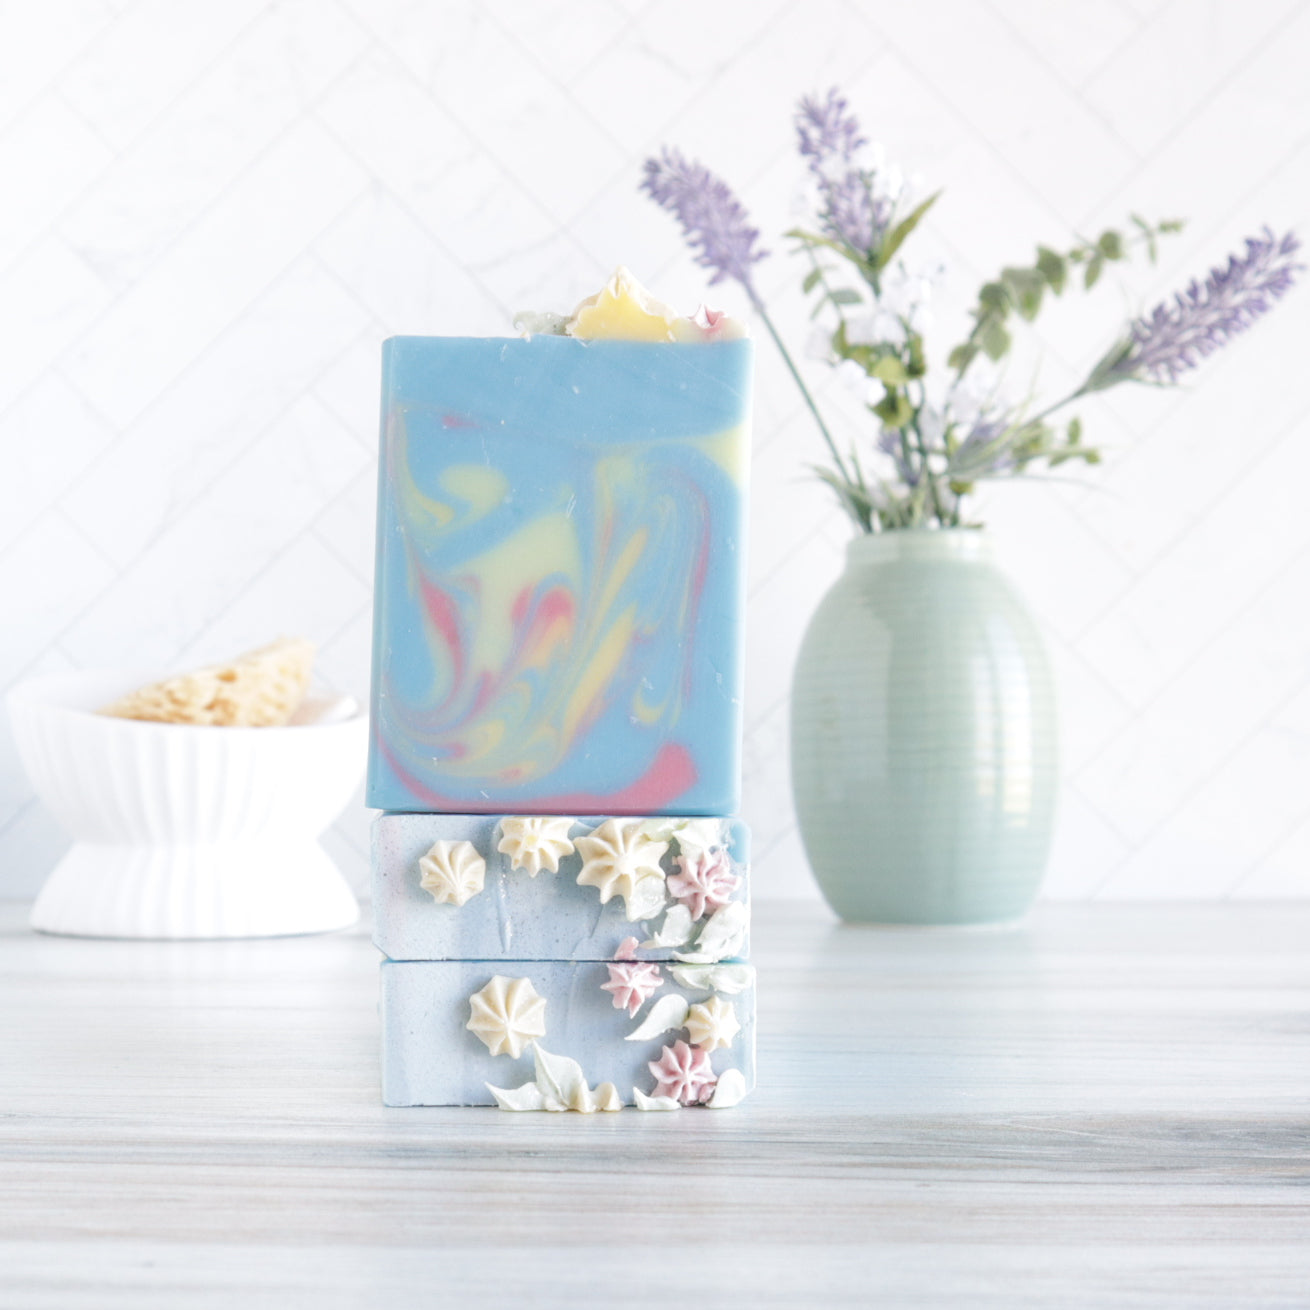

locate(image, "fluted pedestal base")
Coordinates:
30 839 359 939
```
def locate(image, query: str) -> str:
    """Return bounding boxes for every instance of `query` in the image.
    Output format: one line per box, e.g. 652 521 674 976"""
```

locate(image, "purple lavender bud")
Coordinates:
641 148 768 298
877 426 919 485
953 416 1016 475
797 86 866 163
795 88 881 253
1109 228 1302 383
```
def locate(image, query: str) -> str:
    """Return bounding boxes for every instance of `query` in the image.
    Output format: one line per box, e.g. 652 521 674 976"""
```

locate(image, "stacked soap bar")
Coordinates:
376 814 754 1109
367 277 755 1111
373 813 751 962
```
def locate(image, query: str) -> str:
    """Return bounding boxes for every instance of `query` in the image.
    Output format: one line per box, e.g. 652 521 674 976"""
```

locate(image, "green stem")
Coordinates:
847 448 875 534
897 427 917 515
909 408 946 527
1027 382 1093 428
859 262 882 299
753 297 854 487
804 248 850 331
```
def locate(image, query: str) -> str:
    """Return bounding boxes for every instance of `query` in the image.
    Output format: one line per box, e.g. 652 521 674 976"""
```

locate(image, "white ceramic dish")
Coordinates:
7 670 368 939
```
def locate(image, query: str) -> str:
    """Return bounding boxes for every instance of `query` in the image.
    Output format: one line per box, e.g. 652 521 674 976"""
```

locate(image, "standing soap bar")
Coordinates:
367 333 752 816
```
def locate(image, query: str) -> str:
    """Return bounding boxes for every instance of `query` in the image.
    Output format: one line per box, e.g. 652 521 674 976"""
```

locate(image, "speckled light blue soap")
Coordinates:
367 335 752 817
381 960 756 1107
372 813 750 962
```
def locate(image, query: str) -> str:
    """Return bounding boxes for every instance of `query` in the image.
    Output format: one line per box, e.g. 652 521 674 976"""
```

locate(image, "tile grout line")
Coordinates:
1069 4 1155 94
0 5 131 142
1079 0 1310 224
978 0 1145 164
0 0 316 287
1065 386 1310 654
7 320 381 669
308 113 520 324
37 34 382 423
0 48 405 561
1081 530 1310 898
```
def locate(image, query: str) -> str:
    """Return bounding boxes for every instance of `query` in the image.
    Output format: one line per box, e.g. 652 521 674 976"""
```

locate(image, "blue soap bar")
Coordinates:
372 812 750 962
366 335 752 816
381 959 756 1108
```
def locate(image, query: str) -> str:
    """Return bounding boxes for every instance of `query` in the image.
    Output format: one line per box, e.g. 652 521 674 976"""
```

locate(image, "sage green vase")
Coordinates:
790 529 1057 924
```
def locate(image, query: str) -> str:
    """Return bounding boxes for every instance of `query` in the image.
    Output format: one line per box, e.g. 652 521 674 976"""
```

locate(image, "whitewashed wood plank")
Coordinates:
0 903 1307 1306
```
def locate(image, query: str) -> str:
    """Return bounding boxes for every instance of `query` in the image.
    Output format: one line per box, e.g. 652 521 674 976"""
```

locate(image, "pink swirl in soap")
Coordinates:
378 410 718 812
377 736 697 814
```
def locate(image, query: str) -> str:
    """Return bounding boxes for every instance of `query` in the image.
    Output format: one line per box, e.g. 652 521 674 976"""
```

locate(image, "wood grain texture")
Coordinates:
1 900 1308 1308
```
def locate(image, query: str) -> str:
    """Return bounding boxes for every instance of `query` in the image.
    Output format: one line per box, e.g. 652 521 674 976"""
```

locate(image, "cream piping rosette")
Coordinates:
496 816 576 877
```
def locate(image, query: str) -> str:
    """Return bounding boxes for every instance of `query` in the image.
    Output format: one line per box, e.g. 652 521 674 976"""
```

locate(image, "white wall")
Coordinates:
1 0 1307 902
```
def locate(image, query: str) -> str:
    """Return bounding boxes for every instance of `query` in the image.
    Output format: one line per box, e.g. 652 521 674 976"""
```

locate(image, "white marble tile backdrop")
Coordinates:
0 0 1307 903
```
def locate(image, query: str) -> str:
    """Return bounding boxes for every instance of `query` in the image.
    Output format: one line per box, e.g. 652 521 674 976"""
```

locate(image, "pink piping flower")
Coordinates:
666 849 741 921
692 305 732 337
601 961 664 1018
648 1040 718 1105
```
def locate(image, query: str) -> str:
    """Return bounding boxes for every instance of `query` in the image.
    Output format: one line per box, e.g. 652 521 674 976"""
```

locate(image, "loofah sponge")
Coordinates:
99 637 316 727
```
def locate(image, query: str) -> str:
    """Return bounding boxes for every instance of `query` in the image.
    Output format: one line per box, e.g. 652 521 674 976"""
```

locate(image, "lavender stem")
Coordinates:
752 300 855 486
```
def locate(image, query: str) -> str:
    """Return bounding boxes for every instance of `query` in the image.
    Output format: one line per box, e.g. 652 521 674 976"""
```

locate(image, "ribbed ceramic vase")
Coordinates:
790 529 1057 924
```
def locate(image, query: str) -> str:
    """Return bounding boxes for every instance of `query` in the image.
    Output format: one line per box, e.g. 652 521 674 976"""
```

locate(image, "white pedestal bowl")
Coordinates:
7 670 368 939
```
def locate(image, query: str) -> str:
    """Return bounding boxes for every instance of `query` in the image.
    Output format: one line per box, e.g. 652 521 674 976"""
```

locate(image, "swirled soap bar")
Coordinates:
367 271 753 816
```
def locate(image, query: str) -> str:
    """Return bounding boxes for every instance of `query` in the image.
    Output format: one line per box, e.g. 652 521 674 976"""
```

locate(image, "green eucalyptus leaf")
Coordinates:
1002 266 1044 320
1036 245 1066 294
830 288 863 306
1098 230 1125 260
948 342 978 372
1084 254 1104 289
1067 416 1083 445
801 267 824 294
1128 213 1158 262
873 391 914 427
978 281 1009 312
980 317 1011 361
871 355 909 385
876 190 941 270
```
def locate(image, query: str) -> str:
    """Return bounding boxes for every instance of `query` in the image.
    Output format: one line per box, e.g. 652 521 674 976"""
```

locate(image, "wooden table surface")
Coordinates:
1 898 1307 1309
